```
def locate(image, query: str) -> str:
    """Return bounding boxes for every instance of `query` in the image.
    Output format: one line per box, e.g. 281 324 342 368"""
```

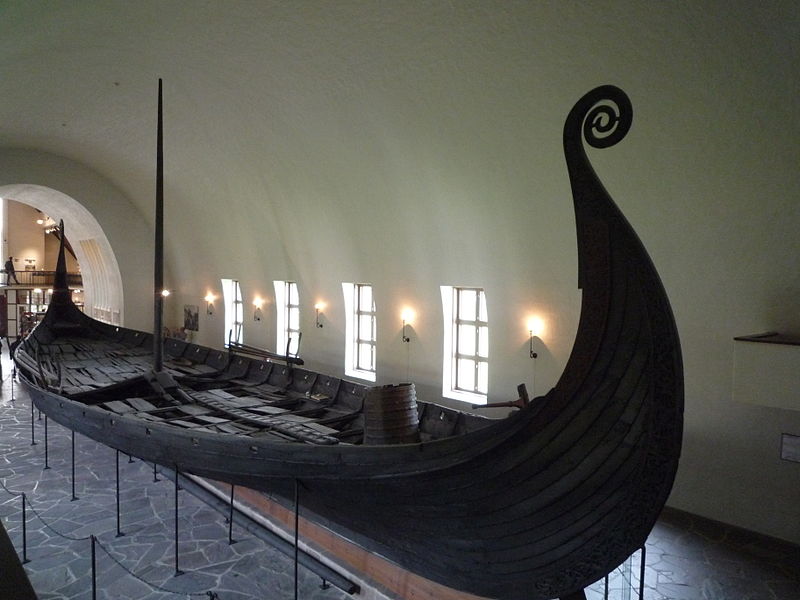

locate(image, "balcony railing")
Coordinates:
1 270 83 288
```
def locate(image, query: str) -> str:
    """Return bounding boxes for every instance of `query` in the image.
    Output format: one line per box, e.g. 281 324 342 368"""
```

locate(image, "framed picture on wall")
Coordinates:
184 304 199 332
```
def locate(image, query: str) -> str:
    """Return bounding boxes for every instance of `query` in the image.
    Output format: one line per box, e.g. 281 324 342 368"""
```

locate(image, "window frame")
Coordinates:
441 285 489 404
221 278 243 346
273 280 301 357
343 282 377 382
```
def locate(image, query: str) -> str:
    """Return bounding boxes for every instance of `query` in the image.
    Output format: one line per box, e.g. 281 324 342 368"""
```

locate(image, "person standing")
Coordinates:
4 256 19 285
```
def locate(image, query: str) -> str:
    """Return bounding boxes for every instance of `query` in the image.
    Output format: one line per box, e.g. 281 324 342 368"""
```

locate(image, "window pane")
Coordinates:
358 285 372 309
288 283 298 305
458 289 476 320
289 308 299 330
477 362 488 393
357 315 373 340
478 290 487 322
358 343 374 370
478 326 489 357
457 324 476 355
456 358 475 390
288 337 299 355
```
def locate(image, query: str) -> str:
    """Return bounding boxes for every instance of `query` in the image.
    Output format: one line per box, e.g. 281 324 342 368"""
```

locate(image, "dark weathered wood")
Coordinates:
153 78 165 372
734 332 800 346
14 86 683 600
227 341 305 365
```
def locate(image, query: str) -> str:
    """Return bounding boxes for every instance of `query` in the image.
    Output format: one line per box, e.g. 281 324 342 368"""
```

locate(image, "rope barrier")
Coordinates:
23 495 92 542
3 472 221 598
94 538 219 598
1 431 221 598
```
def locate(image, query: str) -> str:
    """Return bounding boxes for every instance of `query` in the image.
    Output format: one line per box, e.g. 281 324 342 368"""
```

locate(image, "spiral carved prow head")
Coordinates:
565 85 633 151
584 92 632 149
563 85 635 290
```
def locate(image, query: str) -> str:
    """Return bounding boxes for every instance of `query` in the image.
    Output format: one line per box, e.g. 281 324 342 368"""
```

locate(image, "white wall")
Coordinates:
44 232 80 273
6 201 45 272
1 2 798 544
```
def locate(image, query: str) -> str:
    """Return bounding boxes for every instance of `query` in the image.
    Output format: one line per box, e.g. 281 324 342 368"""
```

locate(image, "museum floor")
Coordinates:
1 350 798 600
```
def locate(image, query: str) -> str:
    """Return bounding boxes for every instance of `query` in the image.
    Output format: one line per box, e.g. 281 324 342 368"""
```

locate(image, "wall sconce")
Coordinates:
204 292 216 315
253 296 264 321
527 316 544 359
161 289 171 298
314 302 325 328
401 308 415 343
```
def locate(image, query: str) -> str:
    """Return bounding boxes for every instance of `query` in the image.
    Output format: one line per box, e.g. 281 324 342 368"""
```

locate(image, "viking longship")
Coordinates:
13 84 683 600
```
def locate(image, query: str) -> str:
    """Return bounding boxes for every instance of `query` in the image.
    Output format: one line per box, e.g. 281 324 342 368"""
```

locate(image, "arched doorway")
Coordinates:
0 183 124 326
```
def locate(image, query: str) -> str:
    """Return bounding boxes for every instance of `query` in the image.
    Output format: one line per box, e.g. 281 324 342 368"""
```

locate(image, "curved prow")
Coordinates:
556 86 682 405
551 85 684 567
51 219 71 305
29 219 89 338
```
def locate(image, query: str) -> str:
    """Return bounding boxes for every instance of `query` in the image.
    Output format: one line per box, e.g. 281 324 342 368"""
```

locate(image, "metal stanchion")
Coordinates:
127 453 134 464
294 479 300 600
71 430 78 501
639 545 646 600
91 535 97 600
21 493 30 564
174 470 183 576
43 416 50 469
115 450 124 537
228 484 236 545
604 573 609 599
153 462 159 483
30 401 36 445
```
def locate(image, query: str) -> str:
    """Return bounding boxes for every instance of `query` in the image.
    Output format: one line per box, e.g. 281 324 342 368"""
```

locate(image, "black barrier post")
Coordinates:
115 450 124 537
30 401 36 445
294 479 300 600
174 470 182 576
71 430 78 501
128 453 134 464
91 534 97 600
21 493 29 564
43 416 50 470
639 545 646 599
153 462 159 483
228 484 236 545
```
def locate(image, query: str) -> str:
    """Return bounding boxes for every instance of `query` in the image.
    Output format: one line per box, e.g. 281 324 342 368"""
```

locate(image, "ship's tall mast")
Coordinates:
153 78 164 372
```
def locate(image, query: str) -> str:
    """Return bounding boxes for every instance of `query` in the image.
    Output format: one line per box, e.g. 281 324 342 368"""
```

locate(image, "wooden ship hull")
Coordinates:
14 85 683 600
